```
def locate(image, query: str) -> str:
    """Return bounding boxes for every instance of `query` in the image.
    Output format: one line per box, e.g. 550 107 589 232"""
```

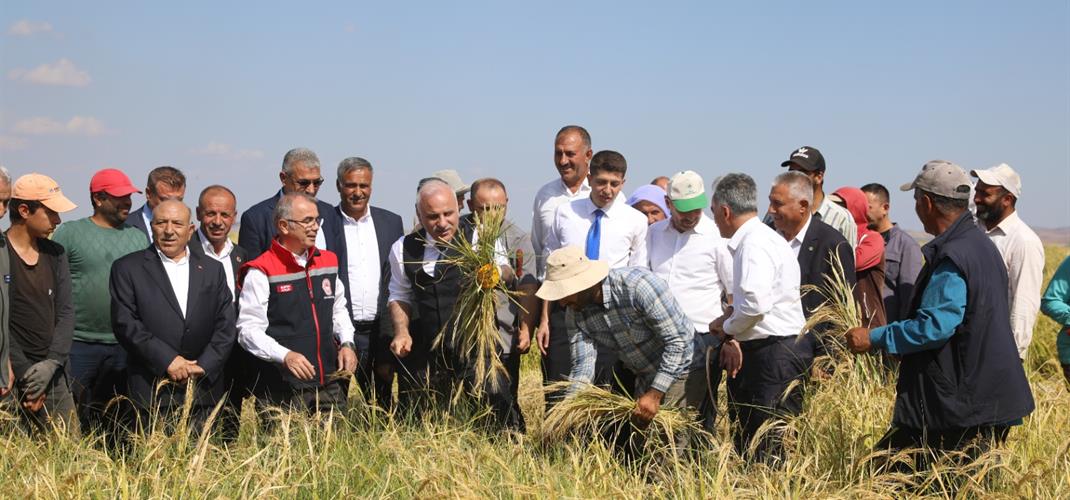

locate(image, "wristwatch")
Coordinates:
340 341 356 351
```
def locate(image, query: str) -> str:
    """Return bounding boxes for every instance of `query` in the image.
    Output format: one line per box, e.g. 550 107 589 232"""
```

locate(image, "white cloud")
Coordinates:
12 116 110 136
0 135 28 151
7 58 91 87
191 141 264 161
7 20 53 37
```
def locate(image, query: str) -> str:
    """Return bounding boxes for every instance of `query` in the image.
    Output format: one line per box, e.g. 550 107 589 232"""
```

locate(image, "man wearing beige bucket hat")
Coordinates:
536 246 698 424
4 173 79 434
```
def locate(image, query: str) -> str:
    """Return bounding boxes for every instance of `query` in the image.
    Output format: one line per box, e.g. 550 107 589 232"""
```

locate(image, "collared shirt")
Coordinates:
722 217 806 342
567 267 694 394
547 196 647 271
531 177 591 279
236 249 355 363
787 214 814 258
387 230 507 306
142 205 155 243
984 211 1045 358
869 261 966 356
198 228 236 301
340 208 380 322
816 196 857 250
646 214 734 333
156 248 190 318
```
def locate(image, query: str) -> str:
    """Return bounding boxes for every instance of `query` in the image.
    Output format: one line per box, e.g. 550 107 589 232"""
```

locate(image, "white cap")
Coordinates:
970 163 1021 199
431 169 470 195
666 170 707 212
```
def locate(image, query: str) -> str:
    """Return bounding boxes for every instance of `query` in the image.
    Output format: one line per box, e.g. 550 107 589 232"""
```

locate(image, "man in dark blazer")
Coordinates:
125 166 186 242
767 172 855 359
238 148 335 259
320 157 404 408
110 200 235 433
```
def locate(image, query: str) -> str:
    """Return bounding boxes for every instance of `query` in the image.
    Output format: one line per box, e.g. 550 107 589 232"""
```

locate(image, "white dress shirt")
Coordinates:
531 177 591 279
198 228 237 301
156 248 190 318
722 217 806 342
985 211 1045 358
236 249 355 364
341 208 381 322
387 230 508 305
547 196 647 271
647 214 734 333
142 206 155 243
787 214 813 258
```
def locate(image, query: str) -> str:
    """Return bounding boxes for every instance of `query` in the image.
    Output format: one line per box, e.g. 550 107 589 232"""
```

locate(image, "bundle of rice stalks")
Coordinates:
799 251 862 356
541 381 700 452
431 206 521 395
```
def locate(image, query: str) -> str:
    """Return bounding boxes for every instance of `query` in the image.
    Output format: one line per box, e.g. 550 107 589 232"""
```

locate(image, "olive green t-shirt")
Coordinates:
51 217 147 343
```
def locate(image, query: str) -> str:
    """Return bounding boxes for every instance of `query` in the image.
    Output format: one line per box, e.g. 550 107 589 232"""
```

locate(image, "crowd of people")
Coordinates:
0 124 1063 470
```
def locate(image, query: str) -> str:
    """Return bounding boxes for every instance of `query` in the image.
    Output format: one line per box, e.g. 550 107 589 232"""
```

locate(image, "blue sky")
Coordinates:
1 1 1068 231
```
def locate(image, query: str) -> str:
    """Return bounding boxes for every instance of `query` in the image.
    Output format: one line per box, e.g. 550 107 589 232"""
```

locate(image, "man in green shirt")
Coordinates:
52 168 146 432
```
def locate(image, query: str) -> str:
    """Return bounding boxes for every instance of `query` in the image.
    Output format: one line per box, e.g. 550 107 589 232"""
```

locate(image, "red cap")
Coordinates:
90 168 141 197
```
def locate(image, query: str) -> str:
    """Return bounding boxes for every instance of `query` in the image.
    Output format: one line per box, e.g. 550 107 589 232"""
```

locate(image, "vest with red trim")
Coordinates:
241 239 340 389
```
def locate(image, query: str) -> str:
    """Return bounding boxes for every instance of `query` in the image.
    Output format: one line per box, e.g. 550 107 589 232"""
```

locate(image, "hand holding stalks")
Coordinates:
845 327 872 353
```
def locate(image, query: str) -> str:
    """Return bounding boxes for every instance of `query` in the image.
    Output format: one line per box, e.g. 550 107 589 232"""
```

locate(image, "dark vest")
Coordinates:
401 225 474 350
241 240 340 389
893 212 1034 430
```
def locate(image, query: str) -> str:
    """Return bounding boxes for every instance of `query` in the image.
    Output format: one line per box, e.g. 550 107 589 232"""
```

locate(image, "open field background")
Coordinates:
0 246 1067 499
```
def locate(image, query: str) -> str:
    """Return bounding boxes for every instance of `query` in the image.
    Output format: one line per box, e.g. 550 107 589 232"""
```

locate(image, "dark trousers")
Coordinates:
264 379 348 415
68 340 128 434
6 372 79 436
349 321 394 410
541 304 619 409
726 335 812 463
875 424 1012 476
488 350 525 432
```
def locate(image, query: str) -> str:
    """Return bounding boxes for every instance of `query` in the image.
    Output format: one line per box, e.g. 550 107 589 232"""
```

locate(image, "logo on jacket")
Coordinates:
322 278 333 297
277 284 294 293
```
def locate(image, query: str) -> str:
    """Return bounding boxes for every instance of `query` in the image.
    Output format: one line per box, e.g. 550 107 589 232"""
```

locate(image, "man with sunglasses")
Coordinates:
238 148 334 259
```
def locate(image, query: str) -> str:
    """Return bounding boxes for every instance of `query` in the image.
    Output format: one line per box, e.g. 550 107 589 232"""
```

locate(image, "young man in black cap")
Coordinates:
776 146 856 248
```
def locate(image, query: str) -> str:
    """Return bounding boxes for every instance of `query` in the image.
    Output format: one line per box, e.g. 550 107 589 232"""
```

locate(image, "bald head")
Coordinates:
151 200 194 259
416 178 459 243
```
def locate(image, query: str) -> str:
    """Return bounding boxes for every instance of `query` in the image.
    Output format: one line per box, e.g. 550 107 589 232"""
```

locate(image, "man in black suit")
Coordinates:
320 157 404 408
110 200 235 433
238 148 335 259
767 171 855 359
125 166 186 242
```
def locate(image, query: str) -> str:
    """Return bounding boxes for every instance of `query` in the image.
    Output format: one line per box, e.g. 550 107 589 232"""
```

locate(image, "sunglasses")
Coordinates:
292 177 325 188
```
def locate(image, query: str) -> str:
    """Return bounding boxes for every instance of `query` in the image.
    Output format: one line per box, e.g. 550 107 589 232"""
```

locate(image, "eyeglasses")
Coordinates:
292 177 325 188
285 217 320 229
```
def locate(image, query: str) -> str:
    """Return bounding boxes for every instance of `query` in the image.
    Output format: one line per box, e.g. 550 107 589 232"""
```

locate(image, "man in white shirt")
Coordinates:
111 200 236 431
709 173 810 464
647 170 737 431
236 193 357 414
971 163 1045 360
540 149 648 401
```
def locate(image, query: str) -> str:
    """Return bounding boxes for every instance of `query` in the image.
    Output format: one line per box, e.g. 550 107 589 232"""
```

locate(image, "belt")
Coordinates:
353 319 379 333
738 335 793 351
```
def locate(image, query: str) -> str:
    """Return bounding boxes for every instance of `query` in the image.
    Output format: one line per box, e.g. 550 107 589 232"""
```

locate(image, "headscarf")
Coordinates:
626 184 670 217
832 186 884 272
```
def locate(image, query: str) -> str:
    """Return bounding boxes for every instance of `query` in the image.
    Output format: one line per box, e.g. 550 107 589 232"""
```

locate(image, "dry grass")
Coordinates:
0 246 1067 498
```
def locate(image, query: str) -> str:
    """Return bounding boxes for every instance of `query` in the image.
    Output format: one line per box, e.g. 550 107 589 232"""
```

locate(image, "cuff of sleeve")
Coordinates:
650 372 676 393
268 345 290 365
869 326 887 350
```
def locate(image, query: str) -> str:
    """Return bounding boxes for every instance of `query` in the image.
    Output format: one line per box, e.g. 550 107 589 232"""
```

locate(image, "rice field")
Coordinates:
1 246 1067 498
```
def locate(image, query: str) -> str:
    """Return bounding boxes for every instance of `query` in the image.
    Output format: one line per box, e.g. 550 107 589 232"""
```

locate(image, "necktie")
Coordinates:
585 209 605 260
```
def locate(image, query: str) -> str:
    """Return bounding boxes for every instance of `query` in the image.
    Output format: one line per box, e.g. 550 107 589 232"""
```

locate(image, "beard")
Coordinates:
975 204 1001 224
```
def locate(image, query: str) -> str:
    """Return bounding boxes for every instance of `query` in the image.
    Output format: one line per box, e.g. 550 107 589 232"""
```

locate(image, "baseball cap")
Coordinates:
666 170 707 212
780 146 826 172
431 169 470 195
970 163 1021 198
900 160 972 200
12 173 77 212
90 168 142 197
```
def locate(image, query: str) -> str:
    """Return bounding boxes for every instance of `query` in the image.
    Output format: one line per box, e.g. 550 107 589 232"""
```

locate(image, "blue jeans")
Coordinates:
68 340 128 433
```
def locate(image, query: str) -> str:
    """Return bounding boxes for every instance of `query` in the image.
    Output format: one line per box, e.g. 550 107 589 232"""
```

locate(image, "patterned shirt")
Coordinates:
567 267 694 393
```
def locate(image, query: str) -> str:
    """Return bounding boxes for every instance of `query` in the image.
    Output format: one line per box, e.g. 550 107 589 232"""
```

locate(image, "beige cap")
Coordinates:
970 163 1021 198
900 160 972 200
431 169 470 195
535 246 609 301
12 173 77 212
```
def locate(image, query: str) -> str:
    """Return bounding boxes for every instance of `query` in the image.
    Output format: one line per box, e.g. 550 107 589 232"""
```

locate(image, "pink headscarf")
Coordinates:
832 186 884 271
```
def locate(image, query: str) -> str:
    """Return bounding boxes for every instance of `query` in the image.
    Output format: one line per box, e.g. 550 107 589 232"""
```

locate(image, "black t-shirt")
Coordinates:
8 243 55 362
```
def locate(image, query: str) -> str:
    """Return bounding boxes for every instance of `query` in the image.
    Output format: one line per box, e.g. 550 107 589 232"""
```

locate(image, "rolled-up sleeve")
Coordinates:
386 237 413 305
634 274 693 393
869 260 966 356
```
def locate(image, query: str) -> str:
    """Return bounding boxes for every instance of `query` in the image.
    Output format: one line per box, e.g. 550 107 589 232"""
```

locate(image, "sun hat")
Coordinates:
535 246 609 301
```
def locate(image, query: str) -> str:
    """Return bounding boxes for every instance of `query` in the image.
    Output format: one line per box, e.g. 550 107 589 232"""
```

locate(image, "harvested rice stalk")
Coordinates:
799 250 862 353
541 381 699 448
430 206 522 395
